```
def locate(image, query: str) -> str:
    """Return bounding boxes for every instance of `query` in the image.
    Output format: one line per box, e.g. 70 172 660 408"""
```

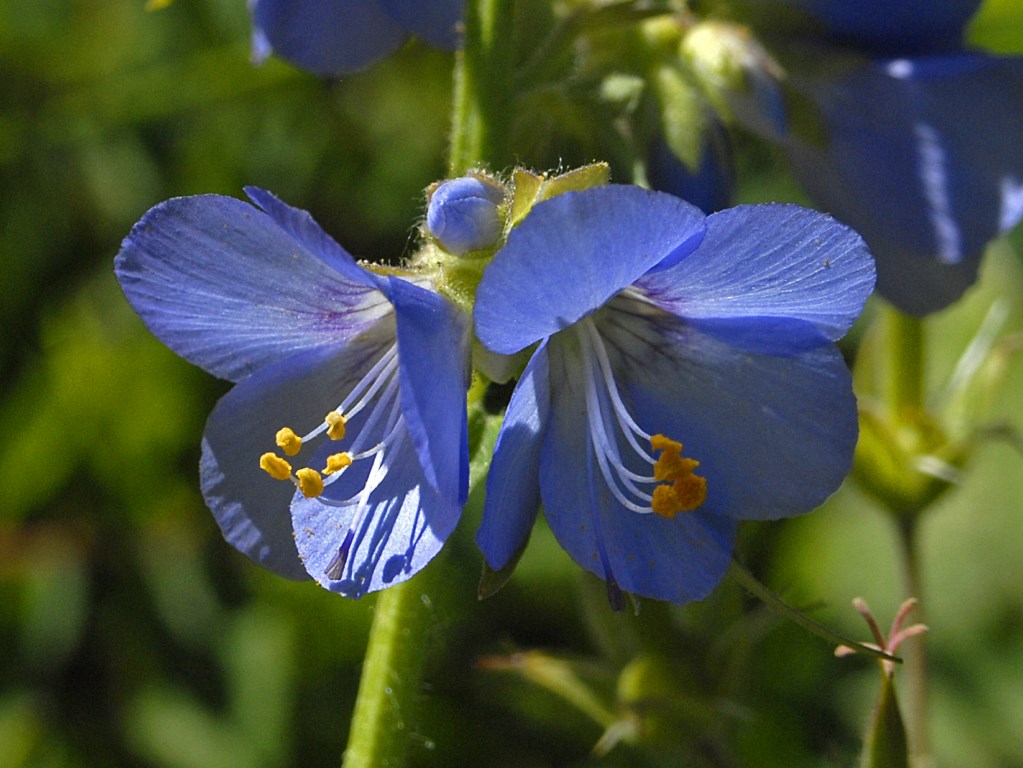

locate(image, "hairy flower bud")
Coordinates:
426 176 505 255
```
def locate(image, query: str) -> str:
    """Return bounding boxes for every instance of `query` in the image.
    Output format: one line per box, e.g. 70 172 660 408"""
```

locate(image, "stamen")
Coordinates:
275 427 303 456
295 467 324 498
259 453 292 480
576 319 707 519
323 452 353 475
326 411 347 440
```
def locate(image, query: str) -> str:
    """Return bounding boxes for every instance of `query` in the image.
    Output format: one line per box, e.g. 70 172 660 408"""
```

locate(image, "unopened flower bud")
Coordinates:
427 176 505 255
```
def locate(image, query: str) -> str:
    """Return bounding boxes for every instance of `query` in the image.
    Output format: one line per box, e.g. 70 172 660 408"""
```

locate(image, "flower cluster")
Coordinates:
116 174 874 605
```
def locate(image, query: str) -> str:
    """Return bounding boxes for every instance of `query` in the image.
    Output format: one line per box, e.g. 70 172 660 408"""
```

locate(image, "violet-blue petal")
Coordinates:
475 186 706 355
250 0 406 75
381 0 463 49
476 341 550 570
291 432 461 597
597 308 860 522
783 54 1023 314
781 0 981 54
381 276 470 505
243 186 381 289
639 204 875 341
115 195 386 383
539 332 735 604
199 340 380 580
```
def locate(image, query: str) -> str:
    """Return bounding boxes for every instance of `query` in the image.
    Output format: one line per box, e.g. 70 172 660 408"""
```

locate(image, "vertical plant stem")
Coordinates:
344 3 515 766
343 570 439 768
883 301 931 767
895 516 931 768
448 0 516 175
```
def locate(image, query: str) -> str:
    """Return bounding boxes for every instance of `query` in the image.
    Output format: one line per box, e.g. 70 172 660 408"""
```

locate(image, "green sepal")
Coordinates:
510 163 610 226
478 536 531 600
859 674 910 768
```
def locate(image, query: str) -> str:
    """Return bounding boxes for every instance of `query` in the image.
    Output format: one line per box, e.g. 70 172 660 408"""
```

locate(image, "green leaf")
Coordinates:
860 674 910 768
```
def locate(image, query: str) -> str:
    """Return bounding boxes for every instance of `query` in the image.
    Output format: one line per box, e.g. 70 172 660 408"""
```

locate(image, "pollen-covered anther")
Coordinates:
295 467 324 498
259 452 293 480
649 434 707 518
275 427 303 456
325 411 347 441
323 452 353 475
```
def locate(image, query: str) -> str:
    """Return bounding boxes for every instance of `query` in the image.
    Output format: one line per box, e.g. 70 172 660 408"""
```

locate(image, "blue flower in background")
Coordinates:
781 54 1023 315
115 188 469 597
779 0 982 54
474 185 874 605
250 0 463 76
731 1 1023 314
646 123 734 215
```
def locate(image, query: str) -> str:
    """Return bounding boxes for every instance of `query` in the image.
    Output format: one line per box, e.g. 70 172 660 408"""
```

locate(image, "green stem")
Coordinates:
729 561 899 664
884 304 925 419
895 517 932 768
344 3 516 766
342 567 440 768
448 0 516 175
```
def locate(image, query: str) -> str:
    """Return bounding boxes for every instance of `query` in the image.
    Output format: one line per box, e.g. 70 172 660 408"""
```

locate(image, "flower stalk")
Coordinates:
344 2 514 765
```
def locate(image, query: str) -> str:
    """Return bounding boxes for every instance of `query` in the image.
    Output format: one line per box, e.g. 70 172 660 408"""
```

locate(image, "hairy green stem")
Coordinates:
343 570 440 768
448 0 516 175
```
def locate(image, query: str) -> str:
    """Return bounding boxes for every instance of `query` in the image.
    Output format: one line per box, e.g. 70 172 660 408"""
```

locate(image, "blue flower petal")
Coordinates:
291 434 461 597
200 340 375 580
639 204 875 341
115 194 388 382
381 0 463 49
250 0 407 75
783 54 1023 314
783 0 981 54
382 276 470 504
243 187 381 289
538 332 736 604
475 186 706 354
477 341 551 570
595 310 860 522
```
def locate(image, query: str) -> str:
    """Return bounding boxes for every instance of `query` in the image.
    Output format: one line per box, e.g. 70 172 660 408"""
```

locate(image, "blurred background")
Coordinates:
2 1 1022 766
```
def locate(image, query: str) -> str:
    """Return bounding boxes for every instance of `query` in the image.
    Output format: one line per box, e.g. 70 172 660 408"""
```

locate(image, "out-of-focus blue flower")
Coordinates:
474 185 874 605
780 0 982 54
781 54 1023 315
250 0 463 76
427 175 505 255
115 188 469 597
646 124 734 215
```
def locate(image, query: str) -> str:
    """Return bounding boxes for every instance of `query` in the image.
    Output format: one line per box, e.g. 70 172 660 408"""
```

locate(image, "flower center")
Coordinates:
257 343 406 581
577 318 706 519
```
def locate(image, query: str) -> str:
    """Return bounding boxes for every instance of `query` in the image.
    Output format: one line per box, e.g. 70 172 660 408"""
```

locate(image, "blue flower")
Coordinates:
779 0 982 54
473 185 874 605
779 54 1023 315
250 0 463 76
115 187 469 597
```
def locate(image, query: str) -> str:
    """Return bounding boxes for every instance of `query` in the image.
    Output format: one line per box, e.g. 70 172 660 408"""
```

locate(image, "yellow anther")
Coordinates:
326 411 347 441
649 433 707 517
259 453 293 481
323 452 353 475
296 467 324 498
650 433 682 454
275 427 303 456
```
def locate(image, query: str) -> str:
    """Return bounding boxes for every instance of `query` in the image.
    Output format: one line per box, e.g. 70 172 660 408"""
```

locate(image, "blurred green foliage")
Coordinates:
2 2 1022 767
